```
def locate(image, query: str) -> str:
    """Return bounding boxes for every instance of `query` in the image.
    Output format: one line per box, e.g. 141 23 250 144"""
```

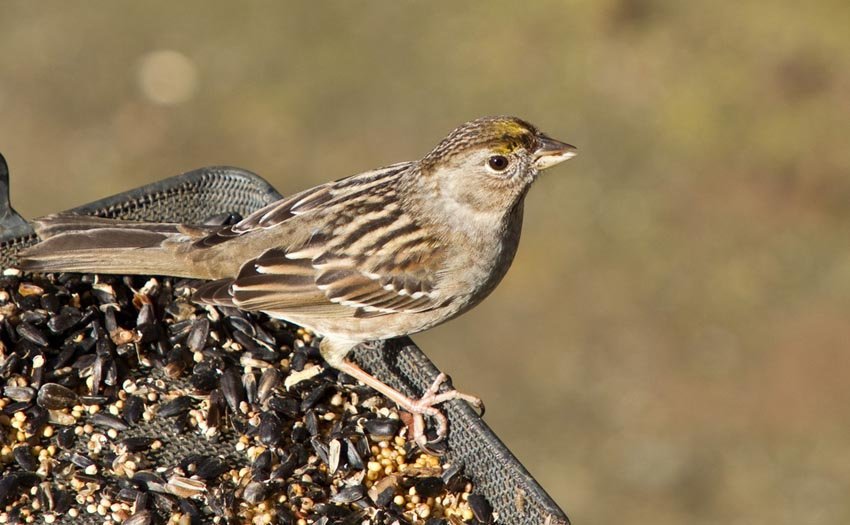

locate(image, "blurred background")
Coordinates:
2 2 849 523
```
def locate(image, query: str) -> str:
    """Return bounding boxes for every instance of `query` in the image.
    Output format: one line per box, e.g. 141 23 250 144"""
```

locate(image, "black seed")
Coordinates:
20 309 48 325
171 411 191 433
12 445 37 471
304 409 320 436
40 293 62 313
257 368 281 405
311 436 330 464
252 449 273 482
274 505 297 525
47 306 83 333
56 427 76 450
104 355 119 386
151 491 179 513
4 385 35 403
91 283 117 305
414 477 445 498
442 462 469 492
164 346 192 378
52 488 72 513
363 417 402 438
467 494 494 523
0 352 21 378
243 481 268 504
345 437 365 471
258 412 285 447
123 395 145 424
220 367 245 414
78 394 110 406
137 322 159 344
158 395 194 417
290 423 310 444
92 412 130 431
0 471 40 507
226 315 255 338
116 487 141 504
331 484 366 504
70 350 97 372
134 490 150 511
375 486 395 507
290 351 308 372
25 405 48 434
132 471 168 492
300 383 332 411
120 437 156 453
194 456 228 481
268 395 300 419
178 498 203 521
17 321 49 346
243 346 281 364
207 389 225 429
67 452 95 468
186 317 210 353
232 329 259 352
272 446 307 480
190 362 219 392
2 401 30 415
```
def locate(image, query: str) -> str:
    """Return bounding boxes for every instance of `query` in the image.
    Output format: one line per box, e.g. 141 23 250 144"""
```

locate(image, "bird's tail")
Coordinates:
18 214 213 278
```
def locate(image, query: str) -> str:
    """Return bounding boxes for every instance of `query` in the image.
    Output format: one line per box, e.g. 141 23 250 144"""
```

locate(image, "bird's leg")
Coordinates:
331 358 484 452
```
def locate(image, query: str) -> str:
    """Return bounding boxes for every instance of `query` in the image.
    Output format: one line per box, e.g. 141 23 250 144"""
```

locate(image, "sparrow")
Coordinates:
20 116 577 450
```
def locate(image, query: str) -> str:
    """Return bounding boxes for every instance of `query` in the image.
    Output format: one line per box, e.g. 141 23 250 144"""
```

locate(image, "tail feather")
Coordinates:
18 214 208 278
193 278 238 307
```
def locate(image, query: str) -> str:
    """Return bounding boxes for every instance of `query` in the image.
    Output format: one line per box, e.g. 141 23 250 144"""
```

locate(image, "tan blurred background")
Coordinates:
2 2 850 523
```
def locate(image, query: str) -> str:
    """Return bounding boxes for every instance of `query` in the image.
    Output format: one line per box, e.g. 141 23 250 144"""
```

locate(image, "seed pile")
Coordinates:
0 269 496 524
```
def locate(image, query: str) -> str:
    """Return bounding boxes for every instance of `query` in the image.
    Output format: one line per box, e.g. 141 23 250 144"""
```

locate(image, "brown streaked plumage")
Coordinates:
19 116 577 450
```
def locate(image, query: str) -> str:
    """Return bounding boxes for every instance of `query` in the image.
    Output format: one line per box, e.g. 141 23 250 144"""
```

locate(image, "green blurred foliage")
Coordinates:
2 1 849 523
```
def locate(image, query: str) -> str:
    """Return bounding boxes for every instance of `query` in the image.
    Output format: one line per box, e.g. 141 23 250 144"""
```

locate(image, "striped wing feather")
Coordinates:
194 161 446 318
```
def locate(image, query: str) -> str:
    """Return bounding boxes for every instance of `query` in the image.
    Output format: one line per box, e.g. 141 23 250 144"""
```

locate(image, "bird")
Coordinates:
19 116 577 450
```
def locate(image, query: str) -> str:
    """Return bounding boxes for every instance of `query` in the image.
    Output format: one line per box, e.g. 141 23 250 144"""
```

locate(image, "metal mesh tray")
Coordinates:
0 153 569 525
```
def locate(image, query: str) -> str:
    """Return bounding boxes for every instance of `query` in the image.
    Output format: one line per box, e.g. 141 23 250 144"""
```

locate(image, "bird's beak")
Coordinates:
533 135 577 170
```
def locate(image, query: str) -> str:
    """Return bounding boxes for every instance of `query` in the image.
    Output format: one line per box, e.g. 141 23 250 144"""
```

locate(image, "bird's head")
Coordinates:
419 116 577 215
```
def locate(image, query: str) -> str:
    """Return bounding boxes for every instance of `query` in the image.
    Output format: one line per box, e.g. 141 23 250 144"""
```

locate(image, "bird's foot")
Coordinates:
331 359 483 454
400 372 485 453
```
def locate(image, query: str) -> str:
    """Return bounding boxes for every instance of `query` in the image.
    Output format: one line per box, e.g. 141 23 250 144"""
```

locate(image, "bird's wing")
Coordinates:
194 161 448 319
192 162 415 248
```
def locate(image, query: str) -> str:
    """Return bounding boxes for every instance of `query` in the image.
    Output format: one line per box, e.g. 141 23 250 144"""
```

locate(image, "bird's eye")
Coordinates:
487 155 510 171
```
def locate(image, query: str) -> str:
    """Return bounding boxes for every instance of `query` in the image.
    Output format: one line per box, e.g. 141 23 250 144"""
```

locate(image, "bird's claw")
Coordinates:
403 373 485 453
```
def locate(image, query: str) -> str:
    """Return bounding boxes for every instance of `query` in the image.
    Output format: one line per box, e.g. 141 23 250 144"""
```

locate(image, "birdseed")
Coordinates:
0 271 494 524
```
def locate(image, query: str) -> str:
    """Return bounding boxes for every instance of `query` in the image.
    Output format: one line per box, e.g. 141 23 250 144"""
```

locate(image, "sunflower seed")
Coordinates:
166 475 206 498
13 445 37 471
4 385 35 403
92 412 130 431
17 321 49 346
35 383 76 410
158 395 194 417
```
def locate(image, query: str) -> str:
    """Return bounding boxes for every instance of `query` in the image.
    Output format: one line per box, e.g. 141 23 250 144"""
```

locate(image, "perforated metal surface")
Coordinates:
0 159 569 525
